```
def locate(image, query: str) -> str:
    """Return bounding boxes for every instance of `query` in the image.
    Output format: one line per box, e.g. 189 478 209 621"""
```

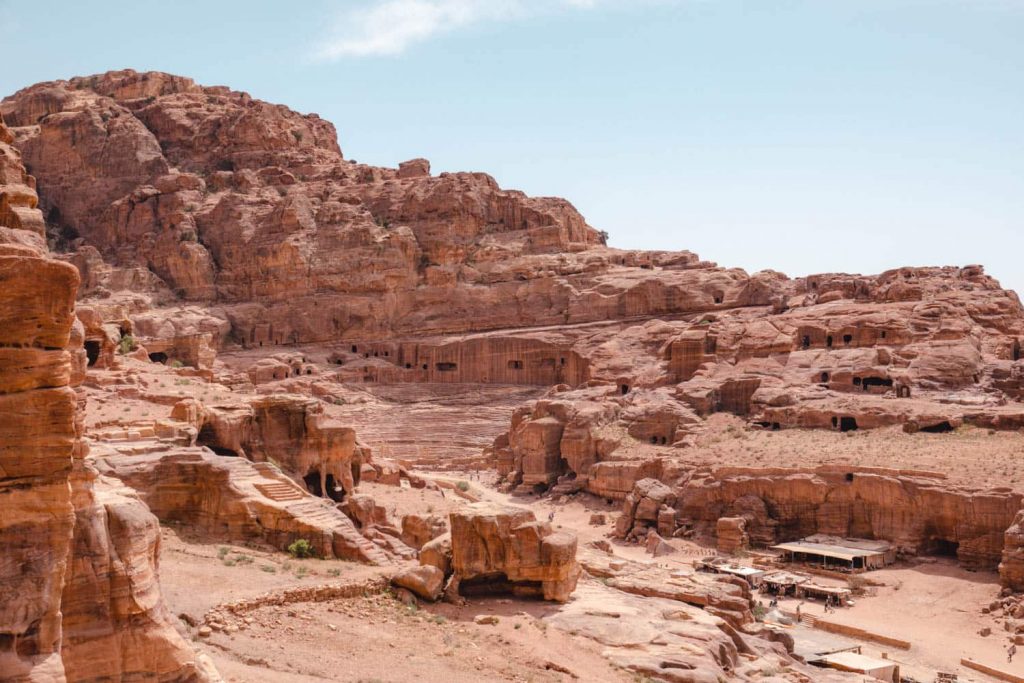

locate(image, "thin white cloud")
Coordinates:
314 0 610 60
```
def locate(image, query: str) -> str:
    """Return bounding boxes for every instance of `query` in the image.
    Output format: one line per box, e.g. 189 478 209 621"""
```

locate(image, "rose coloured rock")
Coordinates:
0 113 216 682
448 503 580 602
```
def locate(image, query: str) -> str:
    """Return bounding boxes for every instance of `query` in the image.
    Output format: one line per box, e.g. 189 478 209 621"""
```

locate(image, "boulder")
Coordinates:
449 503 580 602
392 565 445 602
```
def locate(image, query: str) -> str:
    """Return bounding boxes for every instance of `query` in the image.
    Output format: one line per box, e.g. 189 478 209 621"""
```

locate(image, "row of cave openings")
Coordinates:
801 332 873 351
339 345 571 374
83 340 182 368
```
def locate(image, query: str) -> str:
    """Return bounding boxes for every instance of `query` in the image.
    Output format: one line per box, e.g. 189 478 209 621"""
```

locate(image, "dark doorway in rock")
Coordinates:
508 360 523 370
771 422 781 431
831 416 838 429
843 334 853 345
197 424 238 456
845 473 854 482
826 336 833 348
802 335 811 349
839 417 858 432
148 352 168 364
924 538 959 558
862 377 894 391
853 377 862 386
651 436 658 444
436 362 457 372
1014 340 1021 362
85 340 101 367
351 345 358 353
820 372 830 383
405 363 412 369
304 471 344 502
921 421 955 433
898 386 911 398
620 384 630 395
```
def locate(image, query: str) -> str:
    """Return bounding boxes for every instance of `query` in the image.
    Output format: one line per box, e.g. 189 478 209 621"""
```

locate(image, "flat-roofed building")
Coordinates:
772 535 894 572
809 651 899 682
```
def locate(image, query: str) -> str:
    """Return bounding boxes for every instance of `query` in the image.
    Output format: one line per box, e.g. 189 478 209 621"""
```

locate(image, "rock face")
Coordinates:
0 114 213 682
91 444 389 564
716 517 750 555
1001 511 1024 590
60 475 217 680
676 466 1021 571
173 394 370 502
0 116 79 679
448 503 580 602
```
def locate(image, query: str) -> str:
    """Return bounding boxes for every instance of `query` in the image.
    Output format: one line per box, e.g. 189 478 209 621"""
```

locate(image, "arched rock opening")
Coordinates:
149 352 168 364
84 340 101 367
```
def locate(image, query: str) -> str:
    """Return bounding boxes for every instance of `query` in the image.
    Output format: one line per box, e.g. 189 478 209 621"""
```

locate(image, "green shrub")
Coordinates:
169 360 184 368
456 481 470 492
118 335 135 355
287 539 314 559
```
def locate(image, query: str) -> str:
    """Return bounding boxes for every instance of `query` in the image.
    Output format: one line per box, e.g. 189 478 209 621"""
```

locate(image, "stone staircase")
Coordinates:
255 481 305 502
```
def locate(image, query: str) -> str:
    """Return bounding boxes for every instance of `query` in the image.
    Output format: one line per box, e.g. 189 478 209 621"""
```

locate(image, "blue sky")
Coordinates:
1 0 1021 295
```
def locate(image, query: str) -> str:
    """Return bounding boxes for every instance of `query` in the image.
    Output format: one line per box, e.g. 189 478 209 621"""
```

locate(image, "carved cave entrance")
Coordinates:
304 471 345 503
458 572 544 600
149 352 168 364
923 538 959 558
197 424 239 457
921 421 955 434
84 340 101 367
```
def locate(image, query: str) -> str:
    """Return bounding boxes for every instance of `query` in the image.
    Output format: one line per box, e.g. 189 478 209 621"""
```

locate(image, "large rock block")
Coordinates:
449 503 580 602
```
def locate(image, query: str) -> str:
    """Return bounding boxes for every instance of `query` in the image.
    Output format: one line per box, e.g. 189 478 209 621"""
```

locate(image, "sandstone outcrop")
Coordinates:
1001 510 1024 591
172 394 370 502
447 503 580 602
91 443 389 564
0 113 214 682
676 465 1021 571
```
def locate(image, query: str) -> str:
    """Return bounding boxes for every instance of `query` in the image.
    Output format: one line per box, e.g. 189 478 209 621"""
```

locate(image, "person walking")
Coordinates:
1009 643 1017 663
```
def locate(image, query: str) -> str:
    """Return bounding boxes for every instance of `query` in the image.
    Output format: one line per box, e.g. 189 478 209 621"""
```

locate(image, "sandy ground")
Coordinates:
151 466 1023 682
772 559 1019 681
159 527 630 682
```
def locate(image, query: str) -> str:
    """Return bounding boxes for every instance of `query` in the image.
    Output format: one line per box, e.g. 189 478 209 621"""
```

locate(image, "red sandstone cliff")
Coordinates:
0 114 216 682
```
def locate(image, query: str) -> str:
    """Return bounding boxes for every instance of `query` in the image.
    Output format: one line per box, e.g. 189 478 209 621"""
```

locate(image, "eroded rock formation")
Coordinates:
447 503 580 602
0 114 214 682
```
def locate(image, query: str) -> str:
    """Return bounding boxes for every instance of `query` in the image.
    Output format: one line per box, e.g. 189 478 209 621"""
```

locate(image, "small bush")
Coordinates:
327 568 342 577
169 360 184 368
118 335 135 355
456 481 470 492
259 565 276 573
287 539 314 559
217 547 229 559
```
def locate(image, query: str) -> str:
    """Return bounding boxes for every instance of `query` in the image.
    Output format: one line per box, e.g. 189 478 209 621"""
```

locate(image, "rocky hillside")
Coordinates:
3 68 1024 679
